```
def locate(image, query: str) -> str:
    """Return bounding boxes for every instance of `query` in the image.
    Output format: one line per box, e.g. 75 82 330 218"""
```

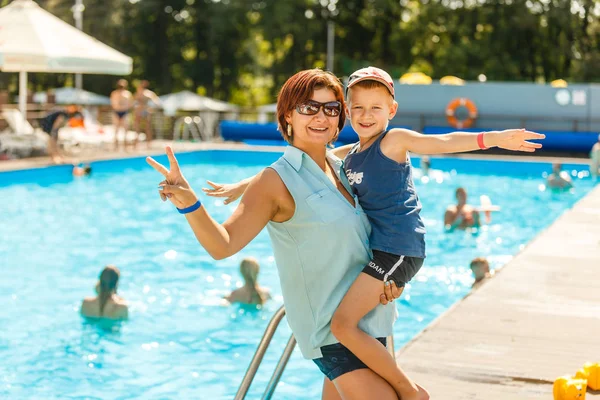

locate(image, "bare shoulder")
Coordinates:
226 288 243 303
82 296 96 305
111 299 129 319
382 128 420 145
114 296 128 307
258 166 283 181
245 167 294 221
251 167 287 195
80 297 96 315
445 205 457 213
381 128 418 162
116 304 129 319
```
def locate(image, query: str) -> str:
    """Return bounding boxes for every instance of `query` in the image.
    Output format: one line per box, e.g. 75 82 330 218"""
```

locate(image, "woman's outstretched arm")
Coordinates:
147 146 285 259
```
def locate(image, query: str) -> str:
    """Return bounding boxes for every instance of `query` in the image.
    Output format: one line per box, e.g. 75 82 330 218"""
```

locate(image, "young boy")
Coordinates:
203 66 544 399
328 66 544 399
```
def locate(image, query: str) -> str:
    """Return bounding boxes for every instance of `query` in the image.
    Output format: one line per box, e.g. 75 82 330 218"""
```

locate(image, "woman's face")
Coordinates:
286 88 340 149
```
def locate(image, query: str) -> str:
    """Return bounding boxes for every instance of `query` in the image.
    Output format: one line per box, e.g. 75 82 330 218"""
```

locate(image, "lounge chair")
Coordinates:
58 109 143 152
1 108 36 135
0 109 47 158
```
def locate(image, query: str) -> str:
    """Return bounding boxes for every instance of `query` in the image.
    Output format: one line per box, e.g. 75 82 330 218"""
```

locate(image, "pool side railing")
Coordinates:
234 305 395 400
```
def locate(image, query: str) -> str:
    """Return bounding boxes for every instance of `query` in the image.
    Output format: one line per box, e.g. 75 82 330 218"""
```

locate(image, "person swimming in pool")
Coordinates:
110 79 134 151
469 257 492 289
81 265 128 320
546 163 573 190
444 187 480 230
72 163 92 177
224 257 271 306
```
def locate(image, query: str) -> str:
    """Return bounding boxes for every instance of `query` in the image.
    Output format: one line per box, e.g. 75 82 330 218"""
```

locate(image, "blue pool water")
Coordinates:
0 151 596 399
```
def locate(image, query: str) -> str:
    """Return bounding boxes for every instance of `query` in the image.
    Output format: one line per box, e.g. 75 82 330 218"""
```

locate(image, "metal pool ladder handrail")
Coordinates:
234 305 295 400
234 305 396 400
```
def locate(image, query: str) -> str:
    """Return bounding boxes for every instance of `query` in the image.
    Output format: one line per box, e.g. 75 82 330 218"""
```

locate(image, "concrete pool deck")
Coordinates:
0 140 282 172
396 183 600 399
2 141 599 399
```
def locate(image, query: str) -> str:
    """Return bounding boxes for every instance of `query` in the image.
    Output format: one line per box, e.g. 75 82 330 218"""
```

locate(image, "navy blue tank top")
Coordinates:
344 130 426 258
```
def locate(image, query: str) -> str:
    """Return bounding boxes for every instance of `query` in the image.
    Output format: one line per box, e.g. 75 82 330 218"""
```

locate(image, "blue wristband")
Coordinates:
177 200 202 214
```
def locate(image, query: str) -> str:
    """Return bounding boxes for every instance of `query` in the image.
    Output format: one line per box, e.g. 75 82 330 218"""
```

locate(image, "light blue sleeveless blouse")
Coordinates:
266 146 396 359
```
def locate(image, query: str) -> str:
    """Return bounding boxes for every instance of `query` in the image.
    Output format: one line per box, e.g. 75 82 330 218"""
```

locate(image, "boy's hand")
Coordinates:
379 281 402 305
202 179 250 205
488 129 545 152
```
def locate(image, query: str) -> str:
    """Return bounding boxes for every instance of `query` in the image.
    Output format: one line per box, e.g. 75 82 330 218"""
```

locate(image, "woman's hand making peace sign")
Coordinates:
146 146 199 209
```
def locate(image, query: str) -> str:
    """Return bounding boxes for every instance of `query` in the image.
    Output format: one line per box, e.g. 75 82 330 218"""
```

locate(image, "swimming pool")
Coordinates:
0 150 596 399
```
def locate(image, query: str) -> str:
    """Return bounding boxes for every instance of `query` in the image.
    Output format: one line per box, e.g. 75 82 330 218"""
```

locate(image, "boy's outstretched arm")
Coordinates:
202 145 353 203
386 128 545 155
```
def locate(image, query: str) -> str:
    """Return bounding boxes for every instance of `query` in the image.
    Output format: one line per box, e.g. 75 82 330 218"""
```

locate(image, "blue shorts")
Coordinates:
312 337 387 381
363 250 424 288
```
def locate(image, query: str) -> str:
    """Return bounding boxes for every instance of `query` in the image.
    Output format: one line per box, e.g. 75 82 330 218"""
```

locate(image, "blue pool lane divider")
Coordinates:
220 121 597 153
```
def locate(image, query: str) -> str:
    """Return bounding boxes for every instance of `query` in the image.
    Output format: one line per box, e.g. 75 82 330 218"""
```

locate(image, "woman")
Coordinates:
81 265 128 320
147 69 402 399
224 257 271 306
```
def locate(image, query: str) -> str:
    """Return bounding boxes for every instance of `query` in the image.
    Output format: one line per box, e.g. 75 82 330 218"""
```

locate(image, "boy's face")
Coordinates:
347 85 397 140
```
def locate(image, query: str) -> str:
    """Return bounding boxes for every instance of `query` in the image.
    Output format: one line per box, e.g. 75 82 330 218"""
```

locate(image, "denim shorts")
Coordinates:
312 337 387 381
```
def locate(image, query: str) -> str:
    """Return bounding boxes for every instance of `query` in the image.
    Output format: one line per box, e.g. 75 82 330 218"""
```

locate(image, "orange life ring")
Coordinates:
445 98 478 129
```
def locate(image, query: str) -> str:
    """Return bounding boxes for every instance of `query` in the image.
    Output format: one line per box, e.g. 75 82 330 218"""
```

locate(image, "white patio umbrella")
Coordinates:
0 0 132 124
33 87 110 106
159 90 239 116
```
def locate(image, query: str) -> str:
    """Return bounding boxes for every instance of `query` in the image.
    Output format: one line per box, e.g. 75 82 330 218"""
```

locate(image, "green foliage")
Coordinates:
3 0 599 105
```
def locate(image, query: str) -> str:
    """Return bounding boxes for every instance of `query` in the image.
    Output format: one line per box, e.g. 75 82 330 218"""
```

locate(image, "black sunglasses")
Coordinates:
296 100 342 117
